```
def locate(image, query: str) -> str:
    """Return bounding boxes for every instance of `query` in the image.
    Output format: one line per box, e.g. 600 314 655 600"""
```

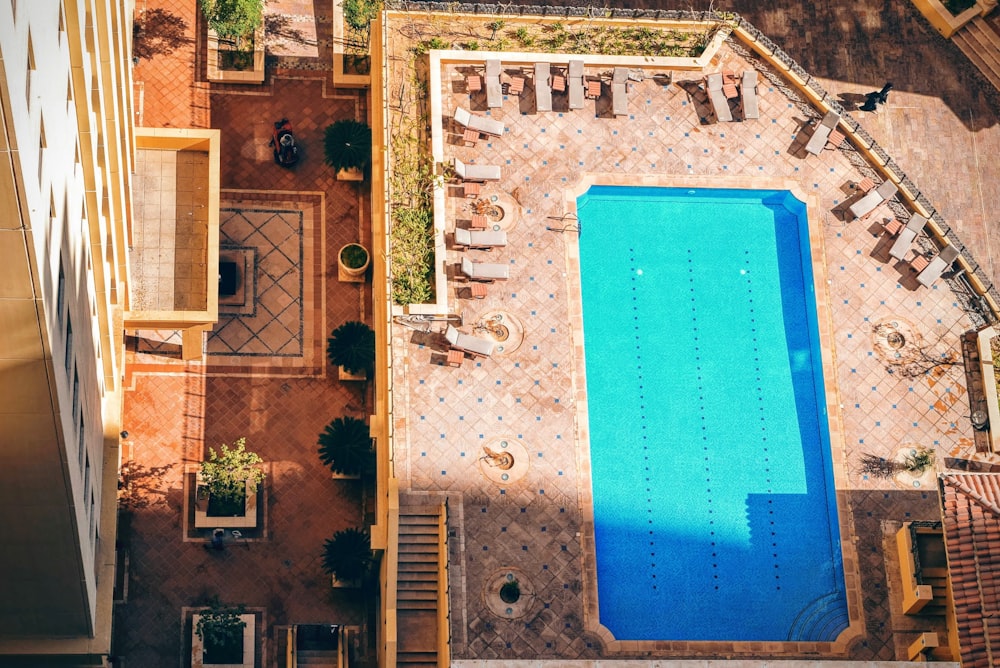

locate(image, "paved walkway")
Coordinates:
385 9 983 662
118 1 374 666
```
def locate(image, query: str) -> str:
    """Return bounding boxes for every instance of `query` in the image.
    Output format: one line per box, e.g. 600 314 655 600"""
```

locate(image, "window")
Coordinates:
25 32 34 103
56 260 65 324
83 454 90 504
78 414 85 471
72 366 79 423
64 315 73 374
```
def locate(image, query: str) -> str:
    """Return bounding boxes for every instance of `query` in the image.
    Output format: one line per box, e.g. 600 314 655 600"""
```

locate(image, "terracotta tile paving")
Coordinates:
118 0 374 666
387 15 988 661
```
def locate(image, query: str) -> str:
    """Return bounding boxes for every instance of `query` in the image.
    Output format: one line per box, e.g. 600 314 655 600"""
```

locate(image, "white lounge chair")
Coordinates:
805 110 840 155
485 59 503 108
445 324 495 358
612 67 629 116
706 73 733 123
454 106 505 137
888 214 927 261
460 256 509 282
568 59 585 110
849 180 898 220
741 70 759 120
916 245 960 288
454 157 501 182
454 228 507 250
532 62 552 113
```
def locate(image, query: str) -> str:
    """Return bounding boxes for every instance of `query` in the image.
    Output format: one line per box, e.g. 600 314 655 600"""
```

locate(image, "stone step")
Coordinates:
399 588 438 601
398 569 439 582
398 531 439 543
397 651 437 668
397 598 438 610
295 649 339 667
399 514 441 527
398 578 439 591
954 19 1000 92
399 559 438 573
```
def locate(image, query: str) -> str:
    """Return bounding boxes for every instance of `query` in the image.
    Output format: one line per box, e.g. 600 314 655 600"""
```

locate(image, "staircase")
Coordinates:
397 503 446 668
953 14 1000 91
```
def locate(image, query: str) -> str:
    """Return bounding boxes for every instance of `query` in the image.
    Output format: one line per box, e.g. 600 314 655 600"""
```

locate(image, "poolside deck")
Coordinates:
389 23 977 661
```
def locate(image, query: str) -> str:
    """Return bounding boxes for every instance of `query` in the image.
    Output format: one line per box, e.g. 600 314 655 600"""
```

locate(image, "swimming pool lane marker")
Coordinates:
630 248 659 591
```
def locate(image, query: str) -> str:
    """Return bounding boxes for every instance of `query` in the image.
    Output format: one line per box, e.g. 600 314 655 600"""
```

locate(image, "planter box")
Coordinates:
336 167 364 181
910 0 994 37
338 365 367 382
338 243 370 283
192 613 256 668
207 27 265 84
194 478 259 529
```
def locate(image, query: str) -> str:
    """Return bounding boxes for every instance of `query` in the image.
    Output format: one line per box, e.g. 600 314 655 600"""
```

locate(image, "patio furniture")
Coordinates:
454 228 507 250
507 74 525 96
882 218 903 236
916 245 960 288
706 73 733 122
849 180 898 221
460 256 509 282
741 70 759 120
463 182 481 198
468 282 488 299
535 62 552 112
445 349 465 367
827 129 845 150
889 214 927 261
856 177 875 193
445 324 495 358
454 157 501 182
466 73 482 93
551 71 566 93
612 67 629 116
805 110 841 155
568 60 585 109
585 78 601 100
454 106 505 137
486 59 503 108
462 128 479 147
470 214 488 229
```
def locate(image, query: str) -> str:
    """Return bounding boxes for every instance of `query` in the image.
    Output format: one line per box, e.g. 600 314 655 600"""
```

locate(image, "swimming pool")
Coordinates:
576 186 847 642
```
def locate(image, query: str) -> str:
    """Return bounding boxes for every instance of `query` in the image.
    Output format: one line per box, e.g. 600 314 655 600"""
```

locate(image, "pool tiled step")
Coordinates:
397 503 445 668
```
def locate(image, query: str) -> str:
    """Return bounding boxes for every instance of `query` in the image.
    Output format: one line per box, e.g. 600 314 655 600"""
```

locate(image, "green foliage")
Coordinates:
195 597 246 648
486 19 505 40
340 243 369 270
390 207 434 305
327 321 375 376
342 0 382 32
415 36 450 54
499 578 521 603
904 447 935 473
463 40 480 51
323 119 372 173
317 416 374 477
513 26 533 46
201 438 264 505
322 528 374 582
199 0 263 41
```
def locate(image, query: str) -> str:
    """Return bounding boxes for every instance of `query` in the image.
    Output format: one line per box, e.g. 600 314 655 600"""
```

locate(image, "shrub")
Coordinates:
201 438 264 506
195 597 247 661
198 0 263 41
322 528 374 582
342 0 381 32
318 416 374 477
390 207 434 305
327 321 375 376
323 119 372 173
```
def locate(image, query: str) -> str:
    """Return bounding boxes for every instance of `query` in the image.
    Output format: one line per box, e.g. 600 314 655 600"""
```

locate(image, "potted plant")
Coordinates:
200 0 265 82
200 437 265 517
318 416 375 478
199 0 263 42
327 321 375 381
323 119 372 180
322 527 374 587
194 597 248 665
338 242 370 282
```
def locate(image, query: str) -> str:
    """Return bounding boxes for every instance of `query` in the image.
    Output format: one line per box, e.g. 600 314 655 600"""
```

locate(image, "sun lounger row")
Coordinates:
849 180 898 220
706 70 758 123
805 110 841 155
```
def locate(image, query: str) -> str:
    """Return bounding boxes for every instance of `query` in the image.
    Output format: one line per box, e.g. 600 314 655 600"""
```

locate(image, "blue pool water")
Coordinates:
576 186 847 642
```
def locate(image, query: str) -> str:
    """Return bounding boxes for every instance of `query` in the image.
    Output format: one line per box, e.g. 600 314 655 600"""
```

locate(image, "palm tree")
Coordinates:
317 416 374 477
327 321 375 377
323 119 372 173
322 527 374 583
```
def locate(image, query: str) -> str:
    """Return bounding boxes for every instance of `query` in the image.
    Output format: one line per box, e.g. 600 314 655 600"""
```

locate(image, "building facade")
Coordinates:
0 0 133 662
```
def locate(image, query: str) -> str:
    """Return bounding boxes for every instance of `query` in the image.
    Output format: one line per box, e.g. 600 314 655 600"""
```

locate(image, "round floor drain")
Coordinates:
483 567 534 619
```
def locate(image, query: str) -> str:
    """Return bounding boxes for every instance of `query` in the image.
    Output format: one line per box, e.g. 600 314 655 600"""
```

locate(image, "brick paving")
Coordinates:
118 0 373 666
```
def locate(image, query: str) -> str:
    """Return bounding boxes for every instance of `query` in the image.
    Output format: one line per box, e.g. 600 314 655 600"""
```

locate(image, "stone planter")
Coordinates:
338 365 367 382
338 243 370 282
192 612 255 668
194 476 259 529
206 26 265 84
336 167 364 181
910 0 994 38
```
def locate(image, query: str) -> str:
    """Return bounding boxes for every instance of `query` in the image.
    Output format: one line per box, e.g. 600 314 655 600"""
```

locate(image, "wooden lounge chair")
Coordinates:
460 257 509 282
445 324 495 358
804 110 841 155
888 214 927 261
706 73 733 123
849 180 898 221
568 60 585 109
453 158 501 182
454 228 507 250
485 59 503 108
454 106 505 137
535 62 552 112
612 67 629 116
916 245 960 288
741 70 759 120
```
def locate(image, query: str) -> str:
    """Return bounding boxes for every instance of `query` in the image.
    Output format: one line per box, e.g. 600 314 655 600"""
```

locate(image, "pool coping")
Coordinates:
562 173 864 657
